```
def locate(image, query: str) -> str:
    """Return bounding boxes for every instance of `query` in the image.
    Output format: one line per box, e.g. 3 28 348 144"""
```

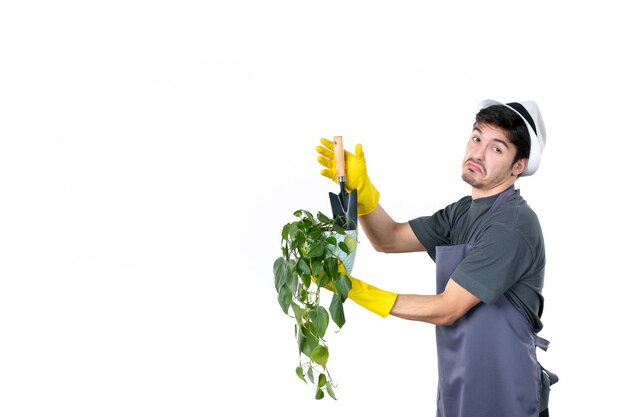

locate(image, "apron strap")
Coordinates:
465 187 516 245
533 333 550 351
534 334 560 386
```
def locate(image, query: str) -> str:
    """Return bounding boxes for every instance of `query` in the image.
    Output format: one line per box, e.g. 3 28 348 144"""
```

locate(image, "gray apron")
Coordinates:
434 188 558 417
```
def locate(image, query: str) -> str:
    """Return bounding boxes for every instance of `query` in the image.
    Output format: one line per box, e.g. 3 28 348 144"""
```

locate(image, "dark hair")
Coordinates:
475 105 530 163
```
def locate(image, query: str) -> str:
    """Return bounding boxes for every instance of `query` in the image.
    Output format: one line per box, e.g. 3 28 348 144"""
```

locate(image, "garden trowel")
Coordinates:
328 136 358 273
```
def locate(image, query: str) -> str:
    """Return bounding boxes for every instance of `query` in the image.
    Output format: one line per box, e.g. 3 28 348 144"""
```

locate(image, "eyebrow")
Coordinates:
472 125 511 149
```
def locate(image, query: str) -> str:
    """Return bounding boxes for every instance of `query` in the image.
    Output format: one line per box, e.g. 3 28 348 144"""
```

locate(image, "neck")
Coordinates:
471 180 515 200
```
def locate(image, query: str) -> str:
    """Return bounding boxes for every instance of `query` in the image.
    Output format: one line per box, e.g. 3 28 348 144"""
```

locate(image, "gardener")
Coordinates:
315 100 558 417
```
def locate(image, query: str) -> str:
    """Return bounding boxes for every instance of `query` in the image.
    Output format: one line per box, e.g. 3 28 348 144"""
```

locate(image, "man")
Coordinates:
315 100 558 417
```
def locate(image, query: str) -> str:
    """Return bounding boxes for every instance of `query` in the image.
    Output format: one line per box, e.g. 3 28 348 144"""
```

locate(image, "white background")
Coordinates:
1 1 623 416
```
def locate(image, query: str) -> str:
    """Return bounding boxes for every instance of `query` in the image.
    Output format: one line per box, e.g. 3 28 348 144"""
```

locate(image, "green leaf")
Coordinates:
273 257 287 293
315 388 324 400
274 258 297 295
296 232 307 248
306 367 314 384
315 388 325 400
309 306 329 338
281 223 291 241
317 373 327 387
296 366 306 382
277 285 292 315
333 222 346 234
285 267 298 297
287 222 298 239
334 272 352 303
329 293 346 328
323 257 339 281
309 226 323 241
326 382 337 400
297 258 311 275
301 210 315 222
306 241 326 259
317 211 333 223
314 271 330 290
311 345 329 367
298 219 312 236
298 287 308 303
291 302 303 325
310 260 324 277
289 224 304 245
299 323 319 357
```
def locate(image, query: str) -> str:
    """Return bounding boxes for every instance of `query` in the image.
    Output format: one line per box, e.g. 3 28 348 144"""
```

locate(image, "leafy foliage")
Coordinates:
273 209 356 400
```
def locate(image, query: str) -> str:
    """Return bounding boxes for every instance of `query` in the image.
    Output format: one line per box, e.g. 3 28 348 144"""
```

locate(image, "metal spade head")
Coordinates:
329 183 358 231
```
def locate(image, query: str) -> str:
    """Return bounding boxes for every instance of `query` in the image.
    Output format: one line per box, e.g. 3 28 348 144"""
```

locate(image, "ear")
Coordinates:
511 158 528 176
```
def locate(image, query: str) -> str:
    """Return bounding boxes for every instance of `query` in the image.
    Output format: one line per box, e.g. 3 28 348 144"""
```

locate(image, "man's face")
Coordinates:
461 123 526 191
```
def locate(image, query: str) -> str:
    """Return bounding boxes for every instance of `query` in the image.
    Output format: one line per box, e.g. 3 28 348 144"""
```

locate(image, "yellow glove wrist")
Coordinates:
314 263 397 318
347 275 398 318
355 180 380 216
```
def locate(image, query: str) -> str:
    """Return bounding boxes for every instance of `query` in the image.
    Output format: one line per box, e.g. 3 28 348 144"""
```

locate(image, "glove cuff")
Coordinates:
348 276 398 318
357 180 380 216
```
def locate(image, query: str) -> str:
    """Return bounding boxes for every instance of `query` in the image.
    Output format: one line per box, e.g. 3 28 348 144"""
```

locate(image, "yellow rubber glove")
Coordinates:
316 138 380 216
346 272 398 318
314 263 398 318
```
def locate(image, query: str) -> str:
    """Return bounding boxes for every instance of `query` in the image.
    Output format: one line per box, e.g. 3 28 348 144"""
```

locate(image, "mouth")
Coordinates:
465 160 484 174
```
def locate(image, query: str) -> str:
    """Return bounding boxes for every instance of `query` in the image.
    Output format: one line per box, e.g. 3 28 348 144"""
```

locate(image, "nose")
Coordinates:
470 142 486 161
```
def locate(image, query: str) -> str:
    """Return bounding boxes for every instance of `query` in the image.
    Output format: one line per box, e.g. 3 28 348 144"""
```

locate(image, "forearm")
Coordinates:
389 294 457 326
359 205 395 248
360 205 426 253
389 280 481 326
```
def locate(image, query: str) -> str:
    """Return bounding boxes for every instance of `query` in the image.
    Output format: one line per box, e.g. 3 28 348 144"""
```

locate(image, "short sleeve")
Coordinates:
409 197 471 261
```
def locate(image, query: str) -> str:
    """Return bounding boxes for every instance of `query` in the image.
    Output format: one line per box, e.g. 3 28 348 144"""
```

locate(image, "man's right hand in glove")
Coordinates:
313 261 398 318
316 138 380 216
315 263 479 325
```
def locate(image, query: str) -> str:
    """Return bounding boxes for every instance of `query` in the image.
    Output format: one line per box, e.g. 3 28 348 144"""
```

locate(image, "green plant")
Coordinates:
273 209 357 400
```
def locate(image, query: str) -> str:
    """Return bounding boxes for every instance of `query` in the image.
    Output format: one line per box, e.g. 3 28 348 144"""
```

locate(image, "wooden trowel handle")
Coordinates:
333 136 346 179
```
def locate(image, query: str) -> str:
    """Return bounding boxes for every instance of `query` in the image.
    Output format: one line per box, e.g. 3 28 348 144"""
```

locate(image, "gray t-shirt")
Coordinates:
409 188 545 331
